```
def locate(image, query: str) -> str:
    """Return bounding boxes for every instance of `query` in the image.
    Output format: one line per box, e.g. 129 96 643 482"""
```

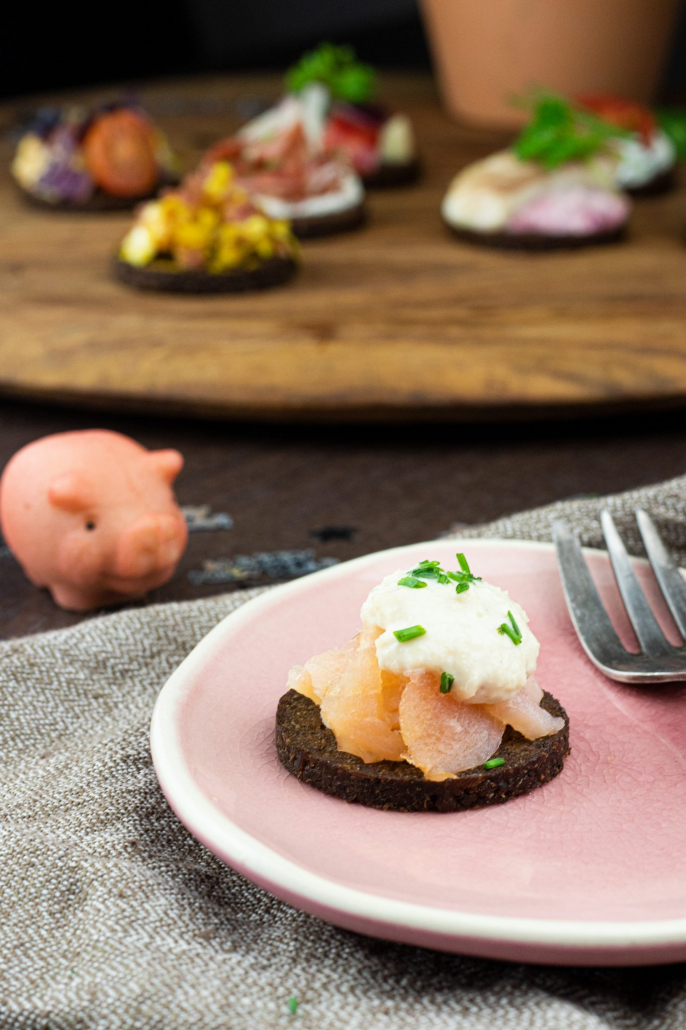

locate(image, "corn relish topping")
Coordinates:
119 161 299 273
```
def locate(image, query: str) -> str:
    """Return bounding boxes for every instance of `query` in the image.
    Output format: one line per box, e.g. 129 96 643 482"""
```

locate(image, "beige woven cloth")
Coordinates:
3 475 686 1029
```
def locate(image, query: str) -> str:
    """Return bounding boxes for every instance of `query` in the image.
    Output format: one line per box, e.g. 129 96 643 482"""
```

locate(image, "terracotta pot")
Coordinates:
421 0 681 128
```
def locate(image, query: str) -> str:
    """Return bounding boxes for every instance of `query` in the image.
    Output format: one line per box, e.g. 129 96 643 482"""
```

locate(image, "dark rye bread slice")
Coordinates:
289 201 366 239
627 166 676 198
113 255 297 294
276 688 569 813
445 221 627 252
363 159 421 189
18 177 178 213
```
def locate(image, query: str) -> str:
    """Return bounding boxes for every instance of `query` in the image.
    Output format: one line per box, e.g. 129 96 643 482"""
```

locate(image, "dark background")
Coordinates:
4 0 686 103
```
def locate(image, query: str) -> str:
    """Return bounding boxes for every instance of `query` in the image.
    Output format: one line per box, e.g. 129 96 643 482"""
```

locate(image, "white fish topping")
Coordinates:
360 567 539 704
441 148 619 232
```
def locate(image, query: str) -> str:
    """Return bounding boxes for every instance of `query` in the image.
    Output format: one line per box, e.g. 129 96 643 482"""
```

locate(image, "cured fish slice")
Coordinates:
319 641 404 763
399 671 504 782
485 676 565 739
289 632 404 763
287 635 359 703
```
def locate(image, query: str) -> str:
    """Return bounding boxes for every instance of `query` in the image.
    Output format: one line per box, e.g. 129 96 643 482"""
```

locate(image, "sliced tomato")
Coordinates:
83 109 158 198
577 93 655 143
323 112 380 175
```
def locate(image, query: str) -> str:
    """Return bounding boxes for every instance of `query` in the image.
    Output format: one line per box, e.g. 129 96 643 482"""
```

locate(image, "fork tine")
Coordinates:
635 508 686 640
600 509 673 656
553 519 627 667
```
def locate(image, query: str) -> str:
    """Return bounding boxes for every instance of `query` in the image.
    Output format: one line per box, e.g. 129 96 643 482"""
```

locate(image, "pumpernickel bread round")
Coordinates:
445 222 627 251
276 688 569 812
113 255 297 293
289 202 366 238
18 178 177 213
363 159 421 189
626 167 676 198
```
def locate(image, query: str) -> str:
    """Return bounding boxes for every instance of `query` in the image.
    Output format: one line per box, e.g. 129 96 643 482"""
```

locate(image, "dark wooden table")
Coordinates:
1 396 685 640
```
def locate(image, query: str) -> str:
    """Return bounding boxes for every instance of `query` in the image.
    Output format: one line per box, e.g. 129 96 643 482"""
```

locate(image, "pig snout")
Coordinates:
115 514 185 580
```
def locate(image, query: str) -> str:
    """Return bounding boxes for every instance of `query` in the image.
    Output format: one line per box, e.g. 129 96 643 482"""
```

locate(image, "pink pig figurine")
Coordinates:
0 430 188 611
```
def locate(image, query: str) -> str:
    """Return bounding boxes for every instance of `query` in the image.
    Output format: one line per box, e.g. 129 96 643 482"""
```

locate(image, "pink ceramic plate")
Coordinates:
151 539 686 966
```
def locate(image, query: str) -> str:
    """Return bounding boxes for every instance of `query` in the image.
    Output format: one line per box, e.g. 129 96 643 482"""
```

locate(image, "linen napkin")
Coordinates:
2 474 686 1030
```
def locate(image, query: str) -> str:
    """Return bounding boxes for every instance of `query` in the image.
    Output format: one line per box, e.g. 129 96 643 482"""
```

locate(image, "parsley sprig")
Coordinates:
286 43 376 103
514 91 628 170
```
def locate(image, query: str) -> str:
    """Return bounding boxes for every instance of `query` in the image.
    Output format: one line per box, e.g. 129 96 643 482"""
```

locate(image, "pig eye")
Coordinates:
85 520 96 531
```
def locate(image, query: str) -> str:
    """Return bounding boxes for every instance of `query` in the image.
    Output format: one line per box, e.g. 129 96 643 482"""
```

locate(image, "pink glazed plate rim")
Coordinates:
150 539 686 966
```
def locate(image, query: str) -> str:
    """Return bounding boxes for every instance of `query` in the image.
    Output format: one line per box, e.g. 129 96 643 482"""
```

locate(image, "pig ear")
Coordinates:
48 472 93 513
148 449 184 485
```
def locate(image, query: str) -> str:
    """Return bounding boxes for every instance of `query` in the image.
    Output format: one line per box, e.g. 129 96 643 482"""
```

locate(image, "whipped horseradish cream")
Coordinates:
360 563 539 704
613 130 676 190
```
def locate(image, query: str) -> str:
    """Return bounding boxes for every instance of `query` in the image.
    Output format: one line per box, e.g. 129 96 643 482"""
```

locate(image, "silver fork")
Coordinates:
553 509 686 683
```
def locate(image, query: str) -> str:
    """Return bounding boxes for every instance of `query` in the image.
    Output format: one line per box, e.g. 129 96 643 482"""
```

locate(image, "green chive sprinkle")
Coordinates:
456 552 471 575
401 555 481 591
393 625 426 642
411 566 438 579
497 611 522 645
288 997 299 1015
507 610 521 638
484 757 505 770
440 671 454 693
498 623 521 645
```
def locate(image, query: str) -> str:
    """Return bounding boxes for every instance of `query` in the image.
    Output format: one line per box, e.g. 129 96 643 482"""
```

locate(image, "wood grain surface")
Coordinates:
2 74 686 422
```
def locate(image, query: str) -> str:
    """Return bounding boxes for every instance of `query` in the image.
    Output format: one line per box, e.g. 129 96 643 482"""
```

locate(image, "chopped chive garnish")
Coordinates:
411 567 438 579
393 625 426 642
484 757 505 770
400 554 481 592
497 610 522 645
288 997 299 1015
507 610 521 638
440 671 454 693
498 624 520 645
455 582 469 594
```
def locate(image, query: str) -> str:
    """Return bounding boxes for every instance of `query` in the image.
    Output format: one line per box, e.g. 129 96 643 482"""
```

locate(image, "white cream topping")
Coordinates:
378 114 416 165
612 129 676 189
238 84 329 152
360 568 539 704
12 134 52 189
253 169 363 219
441 148 620 232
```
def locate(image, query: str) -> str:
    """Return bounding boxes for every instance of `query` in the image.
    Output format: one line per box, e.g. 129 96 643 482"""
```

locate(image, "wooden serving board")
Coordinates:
2 73 686 423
